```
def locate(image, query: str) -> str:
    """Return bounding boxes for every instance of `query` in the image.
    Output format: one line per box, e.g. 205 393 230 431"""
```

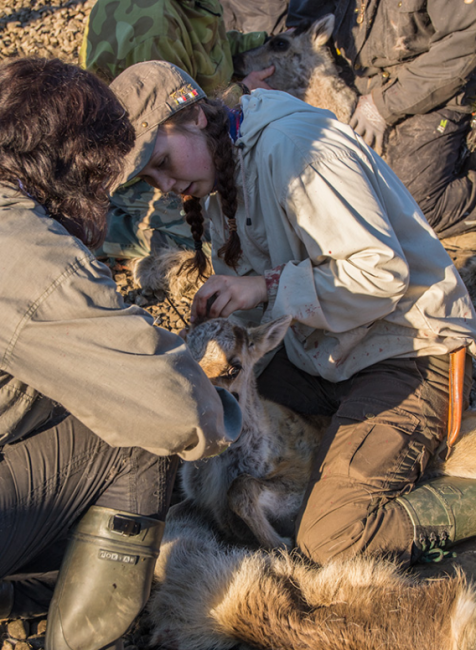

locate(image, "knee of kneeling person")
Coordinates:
295 492 414 566
295 503 368 565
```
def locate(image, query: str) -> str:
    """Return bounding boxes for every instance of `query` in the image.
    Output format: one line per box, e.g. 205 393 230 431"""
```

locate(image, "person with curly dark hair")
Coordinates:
0 58 241 650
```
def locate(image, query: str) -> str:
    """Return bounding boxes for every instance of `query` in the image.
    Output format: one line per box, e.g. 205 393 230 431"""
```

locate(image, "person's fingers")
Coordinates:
242 66 276 90
259 65 275 78
191 284 216 321
363 129 375 147
207 290 234 319
374 131 384 156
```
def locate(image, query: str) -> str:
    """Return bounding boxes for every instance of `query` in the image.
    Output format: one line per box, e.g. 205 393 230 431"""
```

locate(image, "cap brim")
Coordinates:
115 123 160 189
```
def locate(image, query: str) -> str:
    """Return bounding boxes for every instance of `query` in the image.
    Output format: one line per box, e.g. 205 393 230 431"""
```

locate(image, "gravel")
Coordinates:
0 0 94 63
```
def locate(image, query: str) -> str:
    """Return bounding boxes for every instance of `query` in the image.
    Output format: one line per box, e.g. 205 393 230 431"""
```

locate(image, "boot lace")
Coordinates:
418 531 457 563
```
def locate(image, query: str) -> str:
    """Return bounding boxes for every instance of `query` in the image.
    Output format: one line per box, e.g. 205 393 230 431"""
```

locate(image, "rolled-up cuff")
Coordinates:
262 265 284 323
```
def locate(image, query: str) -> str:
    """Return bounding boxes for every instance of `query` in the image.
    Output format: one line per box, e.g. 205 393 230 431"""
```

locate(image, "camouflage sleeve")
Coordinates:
81 0 238 94
226 30 267 56
128 34 198 81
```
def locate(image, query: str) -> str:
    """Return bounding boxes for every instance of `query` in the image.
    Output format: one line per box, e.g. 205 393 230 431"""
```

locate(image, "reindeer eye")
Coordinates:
271 38 290 51
225 364 242 379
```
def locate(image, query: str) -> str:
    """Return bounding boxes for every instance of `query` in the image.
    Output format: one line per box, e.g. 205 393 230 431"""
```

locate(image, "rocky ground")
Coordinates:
0 0 92 63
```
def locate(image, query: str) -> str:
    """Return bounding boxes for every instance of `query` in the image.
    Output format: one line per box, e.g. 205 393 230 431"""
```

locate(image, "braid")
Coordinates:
180 195 209 279
163 97 242 273
210 110 241 269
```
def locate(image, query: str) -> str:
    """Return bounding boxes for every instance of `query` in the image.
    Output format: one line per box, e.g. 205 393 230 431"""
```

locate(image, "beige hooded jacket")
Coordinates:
0 184 241 458
207 90 476 382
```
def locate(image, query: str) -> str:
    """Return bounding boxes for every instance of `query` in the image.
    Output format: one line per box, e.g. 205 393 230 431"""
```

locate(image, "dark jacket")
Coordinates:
220 0 289 34
287 0 476 125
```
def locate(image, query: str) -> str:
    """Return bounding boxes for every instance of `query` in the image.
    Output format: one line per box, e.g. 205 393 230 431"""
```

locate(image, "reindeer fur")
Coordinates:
132 247 211 301
147 316 476 650
182 315 329 548
149 502 476 650
233 15 358 123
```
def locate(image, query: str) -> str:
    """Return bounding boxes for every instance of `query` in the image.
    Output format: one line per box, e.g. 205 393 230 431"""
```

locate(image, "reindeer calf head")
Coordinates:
233 15 337 101
185 316 292 406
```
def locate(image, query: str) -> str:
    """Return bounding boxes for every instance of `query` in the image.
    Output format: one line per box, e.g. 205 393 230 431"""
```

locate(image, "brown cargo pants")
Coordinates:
257 349 472 567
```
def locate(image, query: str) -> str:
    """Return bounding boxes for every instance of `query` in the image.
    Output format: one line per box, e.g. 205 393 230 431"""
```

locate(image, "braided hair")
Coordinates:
163 98 242 277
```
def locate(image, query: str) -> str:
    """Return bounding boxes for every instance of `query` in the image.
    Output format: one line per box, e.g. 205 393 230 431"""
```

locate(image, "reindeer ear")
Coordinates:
310 14 335 48
249 315 293 357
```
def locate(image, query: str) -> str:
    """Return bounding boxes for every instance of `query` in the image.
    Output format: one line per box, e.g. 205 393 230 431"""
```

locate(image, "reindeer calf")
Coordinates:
182 314 327 548
181 314 476 546
233 14 358 123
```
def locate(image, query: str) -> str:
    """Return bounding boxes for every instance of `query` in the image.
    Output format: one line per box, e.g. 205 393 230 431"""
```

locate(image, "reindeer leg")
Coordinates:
227 474 293 550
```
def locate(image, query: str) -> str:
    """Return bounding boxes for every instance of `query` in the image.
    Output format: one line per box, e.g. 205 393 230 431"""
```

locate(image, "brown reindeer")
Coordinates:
233 14 358 123
182 315 476 544
147 316 476 650
149 501 476 650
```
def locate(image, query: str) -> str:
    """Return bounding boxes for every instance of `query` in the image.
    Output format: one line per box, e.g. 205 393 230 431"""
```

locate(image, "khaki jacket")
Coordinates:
207 90 476 382
0 185 240 459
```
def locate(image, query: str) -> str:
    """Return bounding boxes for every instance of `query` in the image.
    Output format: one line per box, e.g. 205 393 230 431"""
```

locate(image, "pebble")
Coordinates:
1 641 15 650
7 619 29 640
0 0 95 64
36 620 47 635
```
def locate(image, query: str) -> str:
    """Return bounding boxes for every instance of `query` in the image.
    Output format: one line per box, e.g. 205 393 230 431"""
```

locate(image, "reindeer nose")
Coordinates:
232 392 240 402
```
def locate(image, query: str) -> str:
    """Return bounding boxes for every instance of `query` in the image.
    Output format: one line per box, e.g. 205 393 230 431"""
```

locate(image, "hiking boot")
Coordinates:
45 505 164 650
396 476 476 563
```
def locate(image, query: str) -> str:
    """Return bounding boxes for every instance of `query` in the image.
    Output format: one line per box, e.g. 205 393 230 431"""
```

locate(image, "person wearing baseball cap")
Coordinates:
112 60 476 578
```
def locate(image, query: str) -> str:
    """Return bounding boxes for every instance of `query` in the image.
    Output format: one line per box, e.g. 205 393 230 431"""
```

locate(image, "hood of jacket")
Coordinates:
237 89 340 152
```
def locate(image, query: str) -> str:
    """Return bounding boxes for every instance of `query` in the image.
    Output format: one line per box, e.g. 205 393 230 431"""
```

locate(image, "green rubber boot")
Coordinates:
396 476 476 563
45 506 164 650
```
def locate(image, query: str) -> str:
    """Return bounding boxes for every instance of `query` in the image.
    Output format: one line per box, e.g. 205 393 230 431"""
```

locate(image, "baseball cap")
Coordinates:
110 61 206 186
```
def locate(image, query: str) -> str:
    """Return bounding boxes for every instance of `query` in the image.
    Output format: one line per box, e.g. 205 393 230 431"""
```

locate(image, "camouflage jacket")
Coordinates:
80 0 267 94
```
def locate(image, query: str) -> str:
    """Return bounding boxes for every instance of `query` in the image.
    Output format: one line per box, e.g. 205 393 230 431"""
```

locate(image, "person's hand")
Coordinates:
242 65 275 91
350 94 388 156
191 275 268 322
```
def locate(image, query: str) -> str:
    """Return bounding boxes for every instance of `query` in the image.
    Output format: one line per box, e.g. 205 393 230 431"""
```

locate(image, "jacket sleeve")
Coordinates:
5 256 240 461
262 140 411 333
373 0 476 124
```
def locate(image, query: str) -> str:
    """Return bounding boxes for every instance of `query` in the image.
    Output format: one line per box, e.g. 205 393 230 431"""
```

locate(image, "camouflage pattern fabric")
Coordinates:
82 0 266 260
95 179 211 259
80 0 266 94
